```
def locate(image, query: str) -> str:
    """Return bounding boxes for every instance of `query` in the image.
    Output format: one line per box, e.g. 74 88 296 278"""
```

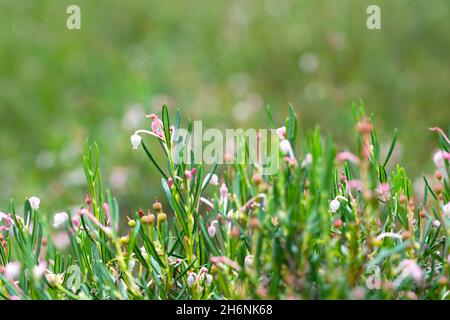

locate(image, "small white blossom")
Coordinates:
208 174 219 186
330 199 340 213
33 263 46 280
301 153 313 168
432 220 441 228
130 134 142 150
444 202 450 218
433 150 446 168
45 273 64 287
244 255 253 269
5 261 21 279
53 212 68 228
280 139 293 157
28 196 40 210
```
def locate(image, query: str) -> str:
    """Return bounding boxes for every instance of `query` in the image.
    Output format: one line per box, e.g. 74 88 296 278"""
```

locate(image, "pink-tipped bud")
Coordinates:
187 272 197 287
185 170 192 180
167 177 173 188
208 224 216 238
220 183 228 200
276 126 286 139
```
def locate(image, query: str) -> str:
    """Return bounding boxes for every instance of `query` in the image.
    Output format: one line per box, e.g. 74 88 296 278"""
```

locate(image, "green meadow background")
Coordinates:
0 0 449 213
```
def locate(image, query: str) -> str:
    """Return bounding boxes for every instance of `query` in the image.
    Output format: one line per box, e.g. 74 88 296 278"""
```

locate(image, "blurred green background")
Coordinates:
1 0 449 213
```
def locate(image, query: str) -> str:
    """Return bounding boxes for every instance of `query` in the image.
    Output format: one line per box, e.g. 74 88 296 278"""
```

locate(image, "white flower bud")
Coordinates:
53 212 68 228
432 220 441 228
330 199 340 213
28 196 40 210
131 134 142 150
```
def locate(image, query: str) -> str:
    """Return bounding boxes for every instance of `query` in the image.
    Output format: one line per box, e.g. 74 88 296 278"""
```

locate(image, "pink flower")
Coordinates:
396 259 423 284
208 224 216 237
347 179 363 190
52 232 71 250
375 183 391 202
276 126 286 139
433 150 450 168
167 177 174 188
0 212 13 230
185 170 192 180
220 183 228 201
103 202 111 225
280 139 294 158
146 114 164 137
336 151 360 165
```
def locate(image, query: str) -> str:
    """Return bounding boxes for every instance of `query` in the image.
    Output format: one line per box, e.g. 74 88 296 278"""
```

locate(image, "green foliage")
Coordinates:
0 104 449 300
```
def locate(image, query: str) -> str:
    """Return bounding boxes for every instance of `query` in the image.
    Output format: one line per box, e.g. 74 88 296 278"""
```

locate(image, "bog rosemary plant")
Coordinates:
0 103 449 300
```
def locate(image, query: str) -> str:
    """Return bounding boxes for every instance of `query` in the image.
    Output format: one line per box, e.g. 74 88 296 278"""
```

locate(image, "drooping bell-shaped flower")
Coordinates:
130 134 142 150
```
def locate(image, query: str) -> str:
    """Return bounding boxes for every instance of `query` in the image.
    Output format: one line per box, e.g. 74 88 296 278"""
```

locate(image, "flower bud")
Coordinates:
53 212 68 228
244 255 253 269
330 199 340 213
276 126 286 139
280 139 293 156
142 213 155 225
333 218 343 228
252 174 262 185
152 201 162 213
220 183 228 200
28 196 40 210
131 134 142 150
157 213 167 223
399 194 407 204
204 173 219 186
208 224 216 238
444 202 450 218
231 226 240 238
120 236 129 245
187 272 197 287
205 274 213 286
128 219 136 228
